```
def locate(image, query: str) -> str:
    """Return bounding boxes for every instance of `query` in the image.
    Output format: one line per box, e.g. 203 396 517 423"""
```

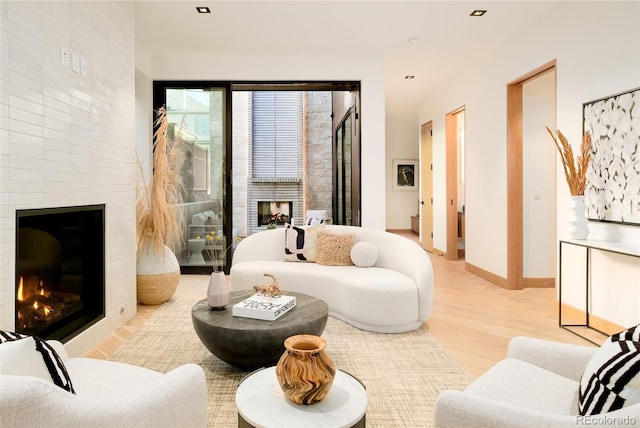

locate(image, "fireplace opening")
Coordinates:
15 205 105 342
257 201 292 226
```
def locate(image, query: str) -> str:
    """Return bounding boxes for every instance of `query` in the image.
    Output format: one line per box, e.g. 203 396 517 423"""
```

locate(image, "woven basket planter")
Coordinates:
136 245 180 305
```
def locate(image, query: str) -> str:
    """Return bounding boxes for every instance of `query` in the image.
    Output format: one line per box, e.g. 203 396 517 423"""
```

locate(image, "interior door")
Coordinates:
445 107 465 261
420 122 434 252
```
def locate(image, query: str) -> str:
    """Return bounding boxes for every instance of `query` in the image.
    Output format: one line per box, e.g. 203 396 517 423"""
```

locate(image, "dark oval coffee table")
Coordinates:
191 290 329 370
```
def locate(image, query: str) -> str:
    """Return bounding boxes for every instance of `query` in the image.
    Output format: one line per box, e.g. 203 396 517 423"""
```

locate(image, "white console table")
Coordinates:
559 239 640 344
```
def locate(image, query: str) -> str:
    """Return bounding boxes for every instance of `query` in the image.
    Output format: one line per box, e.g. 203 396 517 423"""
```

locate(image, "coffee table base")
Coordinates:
238 414 365 428
192 291 329 370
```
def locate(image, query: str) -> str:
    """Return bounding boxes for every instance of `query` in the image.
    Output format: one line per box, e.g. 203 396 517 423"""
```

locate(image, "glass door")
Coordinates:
335 111 352 225
154 82 232 273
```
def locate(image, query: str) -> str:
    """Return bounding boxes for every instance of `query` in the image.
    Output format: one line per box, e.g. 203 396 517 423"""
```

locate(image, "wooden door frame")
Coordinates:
506 60 556 290
420 121 433 252
445 107 464 261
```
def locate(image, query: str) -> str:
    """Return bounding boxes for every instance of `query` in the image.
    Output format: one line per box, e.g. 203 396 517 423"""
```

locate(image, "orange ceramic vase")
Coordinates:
275 334 336 405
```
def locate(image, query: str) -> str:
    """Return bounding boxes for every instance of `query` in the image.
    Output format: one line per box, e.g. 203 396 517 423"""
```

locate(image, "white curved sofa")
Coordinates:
230 225 434 333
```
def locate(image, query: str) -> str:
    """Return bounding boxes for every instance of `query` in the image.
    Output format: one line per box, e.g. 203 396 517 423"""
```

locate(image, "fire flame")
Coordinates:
17 276 53 320
17 277 24 301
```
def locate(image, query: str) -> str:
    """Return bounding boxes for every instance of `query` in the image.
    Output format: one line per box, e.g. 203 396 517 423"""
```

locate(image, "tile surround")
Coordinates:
0 1 137 356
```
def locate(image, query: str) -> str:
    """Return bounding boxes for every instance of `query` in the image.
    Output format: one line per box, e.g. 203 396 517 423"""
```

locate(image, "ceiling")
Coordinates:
135 1 562 120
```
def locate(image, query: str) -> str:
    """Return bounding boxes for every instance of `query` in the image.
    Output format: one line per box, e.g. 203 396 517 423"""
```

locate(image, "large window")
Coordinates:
251 92 303 179
153 81 361 273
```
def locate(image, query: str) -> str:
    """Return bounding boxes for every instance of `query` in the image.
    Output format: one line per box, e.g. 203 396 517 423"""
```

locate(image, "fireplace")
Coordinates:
15 205 105 342
257 201 292 226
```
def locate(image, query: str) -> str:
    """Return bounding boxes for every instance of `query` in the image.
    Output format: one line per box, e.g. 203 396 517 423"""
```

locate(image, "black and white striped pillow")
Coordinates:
284 224 307 261
578 324 640 415
0 331 75 394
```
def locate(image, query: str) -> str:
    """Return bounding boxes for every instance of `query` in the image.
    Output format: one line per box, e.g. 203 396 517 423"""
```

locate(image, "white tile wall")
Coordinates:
0 1 136 356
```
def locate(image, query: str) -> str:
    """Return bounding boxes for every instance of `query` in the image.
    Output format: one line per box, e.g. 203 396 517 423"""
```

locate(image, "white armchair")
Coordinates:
0 340 208 428
290 209 332 226
435 336 640 427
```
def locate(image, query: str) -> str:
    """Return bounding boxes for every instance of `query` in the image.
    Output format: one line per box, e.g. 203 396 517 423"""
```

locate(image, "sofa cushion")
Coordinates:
579 324 640 416
230 260 420 331
350 241 378 267
316 230 356 266
0 331 75 394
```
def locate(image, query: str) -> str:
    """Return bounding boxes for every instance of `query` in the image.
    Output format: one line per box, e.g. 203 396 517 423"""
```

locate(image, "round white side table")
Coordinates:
236 366 367 428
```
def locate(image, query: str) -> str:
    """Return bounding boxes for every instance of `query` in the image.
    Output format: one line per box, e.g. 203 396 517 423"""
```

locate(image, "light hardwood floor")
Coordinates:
87 230 603 379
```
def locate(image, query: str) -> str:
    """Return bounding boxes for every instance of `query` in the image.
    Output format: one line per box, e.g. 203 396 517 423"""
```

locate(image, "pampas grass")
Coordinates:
136 107 184 255
546 127 591 196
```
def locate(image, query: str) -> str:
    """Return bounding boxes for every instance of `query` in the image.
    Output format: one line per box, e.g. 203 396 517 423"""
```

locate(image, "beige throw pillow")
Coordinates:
315 231 356 266
303 224 324 262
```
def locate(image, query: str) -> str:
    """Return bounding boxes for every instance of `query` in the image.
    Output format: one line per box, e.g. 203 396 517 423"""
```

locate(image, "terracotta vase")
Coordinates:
276 334 336 405
136 244 180 305
207 271 229 309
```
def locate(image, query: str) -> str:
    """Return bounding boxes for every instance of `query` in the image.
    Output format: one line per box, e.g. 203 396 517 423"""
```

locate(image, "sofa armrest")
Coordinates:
0 363 207 428
507 336 598 382
435 390 575 428
436 390 640 428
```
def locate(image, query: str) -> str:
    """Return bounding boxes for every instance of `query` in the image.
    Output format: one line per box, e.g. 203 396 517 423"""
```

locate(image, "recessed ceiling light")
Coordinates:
405 75 415 80
470 10 487 17
196 6 211 14
408 36 419 45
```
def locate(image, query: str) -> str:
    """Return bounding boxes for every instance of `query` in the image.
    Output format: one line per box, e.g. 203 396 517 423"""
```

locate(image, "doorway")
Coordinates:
445 107 465 261
506 60 557 289
420 122 433 252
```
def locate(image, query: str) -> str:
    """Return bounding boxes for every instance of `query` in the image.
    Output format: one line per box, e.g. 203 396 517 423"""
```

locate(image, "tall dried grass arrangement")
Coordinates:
136 106 184 255
546 127 591 196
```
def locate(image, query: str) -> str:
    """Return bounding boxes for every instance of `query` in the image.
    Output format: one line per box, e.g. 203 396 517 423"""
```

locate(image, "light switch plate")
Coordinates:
71 52 80 73
60 47 69 67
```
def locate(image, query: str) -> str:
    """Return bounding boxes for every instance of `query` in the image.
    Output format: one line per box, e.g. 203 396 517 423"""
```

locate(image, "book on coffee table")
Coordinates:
232 293 296 321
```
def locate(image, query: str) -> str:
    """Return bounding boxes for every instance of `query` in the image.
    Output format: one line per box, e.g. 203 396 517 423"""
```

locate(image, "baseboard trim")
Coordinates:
432 247 445 256
560 303 624 335
386 228 412 234
465 263 555 290
465 262 507 288
523 277 555 288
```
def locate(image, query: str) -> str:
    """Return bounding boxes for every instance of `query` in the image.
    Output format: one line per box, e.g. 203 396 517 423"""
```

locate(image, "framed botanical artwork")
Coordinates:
583 87 640 225
392 159 418 191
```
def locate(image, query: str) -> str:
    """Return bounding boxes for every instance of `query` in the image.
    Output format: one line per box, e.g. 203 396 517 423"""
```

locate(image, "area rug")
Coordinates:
109 299 471 427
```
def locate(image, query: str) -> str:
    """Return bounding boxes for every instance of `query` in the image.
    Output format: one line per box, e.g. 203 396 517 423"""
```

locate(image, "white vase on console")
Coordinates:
207 271 229 309
567 195 589 240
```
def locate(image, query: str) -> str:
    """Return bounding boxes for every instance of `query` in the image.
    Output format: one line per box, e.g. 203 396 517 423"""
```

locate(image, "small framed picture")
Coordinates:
392 159 418 191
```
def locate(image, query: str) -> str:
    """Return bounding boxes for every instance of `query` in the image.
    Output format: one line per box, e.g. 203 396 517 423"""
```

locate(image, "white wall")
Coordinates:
0 1 137 356
386 115 420 229
417 1 640 324
143 54 386 231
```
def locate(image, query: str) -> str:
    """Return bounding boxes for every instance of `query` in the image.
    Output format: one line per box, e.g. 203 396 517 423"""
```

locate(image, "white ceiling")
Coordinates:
135 1 561 119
